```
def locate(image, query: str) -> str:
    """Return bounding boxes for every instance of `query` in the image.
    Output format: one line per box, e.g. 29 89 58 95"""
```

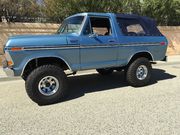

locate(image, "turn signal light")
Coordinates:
11 47 23 51
7 61 13 66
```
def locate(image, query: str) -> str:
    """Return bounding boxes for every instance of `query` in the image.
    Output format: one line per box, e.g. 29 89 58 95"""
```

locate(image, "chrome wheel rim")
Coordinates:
136 65 148 80
38 76 59 96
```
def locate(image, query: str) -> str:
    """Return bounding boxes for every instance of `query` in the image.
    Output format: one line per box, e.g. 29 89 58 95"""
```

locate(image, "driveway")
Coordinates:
0 63 180 135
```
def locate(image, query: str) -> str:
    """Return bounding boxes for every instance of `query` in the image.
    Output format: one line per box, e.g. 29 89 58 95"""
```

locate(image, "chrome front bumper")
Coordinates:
2 57 14 77
3 67 14 77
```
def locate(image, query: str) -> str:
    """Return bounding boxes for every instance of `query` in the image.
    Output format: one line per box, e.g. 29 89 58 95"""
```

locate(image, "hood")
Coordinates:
5 34 68 48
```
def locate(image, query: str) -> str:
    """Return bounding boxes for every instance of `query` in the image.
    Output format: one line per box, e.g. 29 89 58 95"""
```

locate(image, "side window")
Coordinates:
83 17 112 36
127 24 145 35
117 18 147 36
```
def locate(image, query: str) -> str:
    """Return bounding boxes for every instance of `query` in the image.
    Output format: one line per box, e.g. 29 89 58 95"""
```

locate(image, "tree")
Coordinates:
141 0 180 25
0 0 41 22
43 0 145 22
43 0 126 22
0 0 179 25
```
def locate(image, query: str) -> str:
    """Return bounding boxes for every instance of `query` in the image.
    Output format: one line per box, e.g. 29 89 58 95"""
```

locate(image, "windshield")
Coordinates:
57 16 84 34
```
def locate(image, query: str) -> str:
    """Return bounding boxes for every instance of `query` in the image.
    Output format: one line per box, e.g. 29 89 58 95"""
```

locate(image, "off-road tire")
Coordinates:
25 65 68 105
21 70 29 81
96 68 113 75
126 57 152 87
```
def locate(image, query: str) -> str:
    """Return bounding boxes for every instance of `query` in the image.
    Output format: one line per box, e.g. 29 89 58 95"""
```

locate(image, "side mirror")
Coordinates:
89 33 98 38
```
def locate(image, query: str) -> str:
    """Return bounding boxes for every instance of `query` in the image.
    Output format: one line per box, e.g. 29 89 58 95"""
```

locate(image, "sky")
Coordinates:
36 0 43 5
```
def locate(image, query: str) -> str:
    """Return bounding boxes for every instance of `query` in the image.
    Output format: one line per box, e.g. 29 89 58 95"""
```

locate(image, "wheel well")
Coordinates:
22 57 70 79
128 52 153 65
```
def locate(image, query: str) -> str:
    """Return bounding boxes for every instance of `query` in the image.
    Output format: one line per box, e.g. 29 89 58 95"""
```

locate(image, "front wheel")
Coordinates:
126 58 152 87
25 65 68 105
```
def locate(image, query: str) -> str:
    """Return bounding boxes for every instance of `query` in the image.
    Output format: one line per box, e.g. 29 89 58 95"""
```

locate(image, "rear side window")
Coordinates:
117 18 147 36
127 24 145 35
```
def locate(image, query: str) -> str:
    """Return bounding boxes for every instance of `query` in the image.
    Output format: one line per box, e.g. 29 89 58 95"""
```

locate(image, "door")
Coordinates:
80 16 118 70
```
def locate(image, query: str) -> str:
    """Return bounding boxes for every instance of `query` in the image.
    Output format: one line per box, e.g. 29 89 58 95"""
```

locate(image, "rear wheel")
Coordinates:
126 58 152 87
25 65 67 105
96 68 113 75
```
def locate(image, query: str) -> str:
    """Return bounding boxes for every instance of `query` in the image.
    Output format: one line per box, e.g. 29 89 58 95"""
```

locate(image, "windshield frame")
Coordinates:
57 15 86 35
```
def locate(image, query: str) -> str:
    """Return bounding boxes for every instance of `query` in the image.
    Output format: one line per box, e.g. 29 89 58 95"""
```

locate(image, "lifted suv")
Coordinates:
3 13 168 105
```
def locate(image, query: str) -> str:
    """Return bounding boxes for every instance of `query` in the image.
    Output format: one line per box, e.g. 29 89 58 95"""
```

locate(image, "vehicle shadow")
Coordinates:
58 68 176 103
150 68 176 84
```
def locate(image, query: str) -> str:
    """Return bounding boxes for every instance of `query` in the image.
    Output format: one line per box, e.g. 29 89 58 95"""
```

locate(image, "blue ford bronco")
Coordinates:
3 13 168 105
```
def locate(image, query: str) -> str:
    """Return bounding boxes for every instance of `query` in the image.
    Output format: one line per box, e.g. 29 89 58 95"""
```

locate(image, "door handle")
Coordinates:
108 39 116 43
70 39 79 43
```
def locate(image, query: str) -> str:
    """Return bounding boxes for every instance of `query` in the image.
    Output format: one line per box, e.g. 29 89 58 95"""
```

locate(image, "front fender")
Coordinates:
9 49 78 76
